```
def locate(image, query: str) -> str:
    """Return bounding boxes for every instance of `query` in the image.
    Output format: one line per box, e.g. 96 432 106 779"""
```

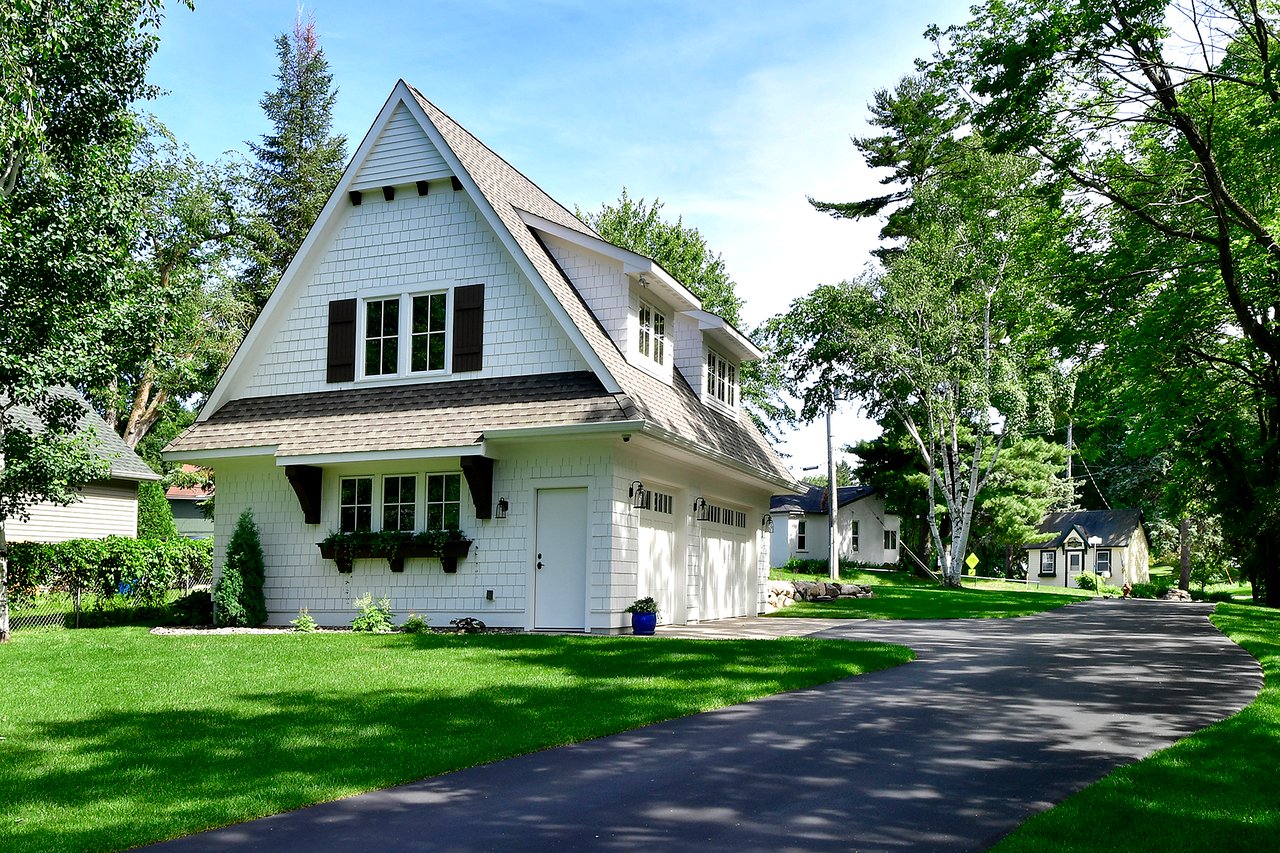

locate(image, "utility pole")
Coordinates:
828 406 839 581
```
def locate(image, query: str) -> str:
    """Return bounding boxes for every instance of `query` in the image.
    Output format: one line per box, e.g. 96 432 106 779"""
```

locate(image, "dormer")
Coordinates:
517 209 701 385
677 311 763 413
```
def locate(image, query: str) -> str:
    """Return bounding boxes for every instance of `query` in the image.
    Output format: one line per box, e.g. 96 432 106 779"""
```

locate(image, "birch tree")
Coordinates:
770 148 1065 584
938 0 1280 603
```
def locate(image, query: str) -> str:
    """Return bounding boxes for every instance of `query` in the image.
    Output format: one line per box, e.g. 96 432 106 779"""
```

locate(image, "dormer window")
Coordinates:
707 349 737 407
638 300 666 366
365 298 400 376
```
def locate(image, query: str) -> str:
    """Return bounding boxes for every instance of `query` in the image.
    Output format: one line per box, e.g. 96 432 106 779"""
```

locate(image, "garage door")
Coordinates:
699 502 755 621
639 489 685 624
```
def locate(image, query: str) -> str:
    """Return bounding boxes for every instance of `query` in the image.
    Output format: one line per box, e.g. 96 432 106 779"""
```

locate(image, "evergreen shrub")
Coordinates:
214 509 267 627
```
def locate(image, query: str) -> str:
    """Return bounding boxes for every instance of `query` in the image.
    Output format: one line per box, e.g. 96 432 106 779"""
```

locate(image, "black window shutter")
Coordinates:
327 298 357 383
452 284 484 372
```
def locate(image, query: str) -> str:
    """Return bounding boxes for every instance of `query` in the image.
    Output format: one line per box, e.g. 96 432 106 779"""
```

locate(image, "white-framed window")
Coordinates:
411 292 448 373
340 476 374 533
797 520 807 551
382 475 417 532
638 300 667 366
361 289 450 378
1095 549 1112 577
364 298 400 376
426 472 462 530
883 529 898 550
639 490 674 514
706 349 737 407
850 520 860 551
1040 551 1057 576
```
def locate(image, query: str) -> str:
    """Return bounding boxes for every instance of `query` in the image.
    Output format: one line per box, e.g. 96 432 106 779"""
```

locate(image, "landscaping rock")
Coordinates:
1159 588 1194 602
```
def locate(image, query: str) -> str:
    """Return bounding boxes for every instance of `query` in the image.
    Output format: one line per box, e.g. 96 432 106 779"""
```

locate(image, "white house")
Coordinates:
1024 509 1151 589
7 389 160 543
165 81 797 631
769 484 901 568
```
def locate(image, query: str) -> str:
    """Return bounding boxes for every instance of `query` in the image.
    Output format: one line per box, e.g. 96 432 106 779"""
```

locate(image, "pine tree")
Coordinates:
241 12 346 311
214 508 267 626
136 480 178 540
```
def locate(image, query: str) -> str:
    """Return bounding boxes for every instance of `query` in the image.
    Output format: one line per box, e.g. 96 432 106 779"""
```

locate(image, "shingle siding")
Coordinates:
238 187 587 400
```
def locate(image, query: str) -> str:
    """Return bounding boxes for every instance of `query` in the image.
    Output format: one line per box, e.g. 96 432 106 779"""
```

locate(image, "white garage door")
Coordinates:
699 503 755 621
639 490 685 624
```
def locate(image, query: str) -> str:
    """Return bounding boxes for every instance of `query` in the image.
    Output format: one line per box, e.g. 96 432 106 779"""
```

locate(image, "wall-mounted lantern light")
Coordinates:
692 497 708 521
495 497 509 519
629 480 646 509
762 514 774 532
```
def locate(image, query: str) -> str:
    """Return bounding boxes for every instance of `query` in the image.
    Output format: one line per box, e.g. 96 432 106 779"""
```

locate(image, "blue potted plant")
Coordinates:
625 597 659 635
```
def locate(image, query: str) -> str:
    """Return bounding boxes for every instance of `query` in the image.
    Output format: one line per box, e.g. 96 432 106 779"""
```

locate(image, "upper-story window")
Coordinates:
365 299 400 376
638 300 666 366
361 290 449 378
411 293 448 372
706 349 737 407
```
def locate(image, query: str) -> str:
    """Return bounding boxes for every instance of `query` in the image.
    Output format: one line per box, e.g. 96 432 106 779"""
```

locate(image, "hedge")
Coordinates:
6 537 213 607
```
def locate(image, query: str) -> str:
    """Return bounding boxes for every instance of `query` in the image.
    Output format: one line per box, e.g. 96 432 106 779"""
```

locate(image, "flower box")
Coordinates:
317 531 472 573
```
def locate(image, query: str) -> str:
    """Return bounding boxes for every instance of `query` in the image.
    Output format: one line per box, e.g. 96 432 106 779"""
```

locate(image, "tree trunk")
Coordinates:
1179 516 1192 592
0 520 9 643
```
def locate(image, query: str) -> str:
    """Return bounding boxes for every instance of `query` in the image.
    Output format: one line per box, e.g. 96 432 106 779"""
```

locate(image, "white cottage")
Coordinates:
165 81 797 631
7 389 160 543
768 484 901 568
1024 509 1151 589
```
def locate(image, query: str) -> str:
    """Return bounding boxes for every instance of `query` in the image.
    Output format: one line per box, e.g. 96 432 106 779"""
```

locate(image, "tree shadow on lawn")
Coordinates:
0 634 909 853
770 584 1087 619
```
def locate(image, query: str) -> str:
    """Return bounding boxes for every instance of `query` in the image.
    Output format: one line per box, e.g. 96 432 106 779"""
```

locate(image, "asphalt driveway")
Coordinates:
149 599 1261 852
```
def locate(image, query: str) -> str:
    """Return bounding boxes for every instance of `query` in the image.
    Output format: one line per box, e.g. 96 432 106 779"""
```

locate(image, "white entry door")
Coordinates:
534 488 589 630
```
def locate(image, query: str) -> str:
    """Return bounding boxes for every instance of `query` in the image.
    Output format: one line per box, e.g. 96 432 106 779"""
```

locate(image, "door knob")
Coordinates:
536 561 544 570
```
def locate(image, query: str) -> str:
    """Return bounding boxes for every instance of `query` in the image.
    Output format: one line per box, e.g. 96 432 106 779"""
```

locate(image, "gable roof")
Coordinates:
1024 510 1145 549
173 82 792 488
770 483 876 514
9 388 159 482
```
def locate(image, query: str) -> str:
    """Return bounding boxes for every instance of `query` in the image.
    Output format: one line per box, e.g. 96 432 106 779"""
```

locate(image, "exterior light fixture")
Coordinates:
762 514 773 532
692 497 708 521
629 480 646 509
495 497 509 519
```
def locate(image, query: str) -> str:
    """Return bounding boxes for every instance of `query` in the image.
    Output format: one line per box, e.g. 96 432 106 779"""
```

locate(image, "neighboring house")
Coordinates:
1024 509 1151 589
166 465 214 540
769 484 901 568
6 389 160 543
165 81 797 630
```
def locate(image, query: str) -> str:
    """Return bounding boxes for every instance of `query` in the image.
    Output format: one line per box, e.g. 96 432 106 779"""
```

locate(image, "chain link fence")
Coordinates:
8 562 212 633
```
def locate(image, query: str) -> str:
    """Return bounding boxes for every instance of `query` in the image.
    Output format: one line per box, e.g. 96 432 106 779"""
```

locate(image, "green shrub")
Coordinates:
351 593 394 633
1128 578 1174 599
6 537 212 611
1208 590 1238 603
214 509 267 627
782 557 900 575
169 590 213 625
137 480 178 540
400 613 429 634
290 608 318 633
1076 571 1100 591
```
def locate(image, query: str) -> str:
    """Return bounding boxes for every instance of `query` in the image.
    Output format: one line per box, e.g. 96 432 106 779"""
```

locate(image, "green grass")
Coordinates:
0 628 912 852
769 568 1089 619
992 602 1280 852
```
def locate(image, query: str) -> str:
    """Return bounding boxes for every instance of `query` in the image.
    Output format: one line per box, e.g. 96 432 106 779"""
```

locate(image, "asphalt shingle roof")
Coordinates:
1024 510 1145 549
169 373 633 457
8 388 159 482
770 483 875 514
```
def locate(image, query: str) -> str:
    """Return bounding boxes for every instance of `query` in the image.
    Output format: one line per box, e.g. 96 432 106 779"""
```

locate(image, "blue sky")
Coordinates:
148 0 972 473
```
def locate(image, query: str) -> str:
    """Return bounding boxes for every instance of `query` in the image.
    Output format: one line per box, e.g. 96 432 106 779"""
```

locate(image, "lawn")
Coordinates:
0 628 912 853
768 567 1089 619
992 602 1280 852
